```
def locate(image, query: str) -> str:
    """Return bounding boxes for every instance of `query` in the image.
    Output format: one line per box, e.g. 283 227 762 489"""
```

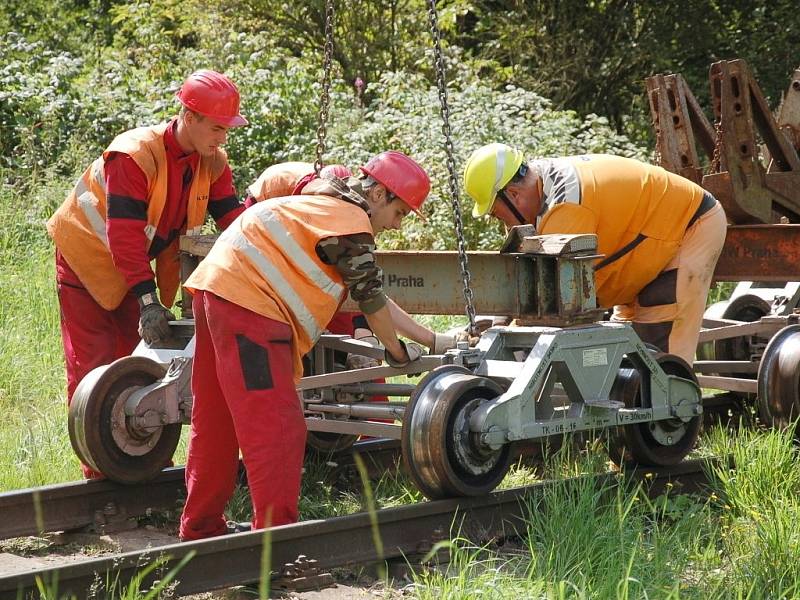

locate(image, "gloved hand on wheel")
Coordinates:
137 292 175 345
385 340 424 368
345 335 382 370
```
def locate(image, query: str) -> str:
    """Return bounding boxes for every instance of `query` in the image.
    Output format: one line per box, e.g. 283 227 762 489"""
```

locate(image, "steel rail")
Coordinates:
0 467 185 542
0 458 715 599
0 439 400 542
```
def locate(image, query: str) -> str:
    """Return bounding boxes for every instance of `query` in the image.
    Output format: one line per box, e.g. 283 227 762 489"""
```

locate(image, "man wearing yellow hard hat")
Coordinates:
463 143 727 364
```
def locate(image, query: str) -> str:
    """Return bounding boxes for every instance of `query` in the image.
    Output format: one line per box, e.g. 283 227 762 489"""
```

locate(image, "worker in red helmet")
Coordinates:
244 160 377 343
243 159 389 422
47 69 248 479
179 150 464 541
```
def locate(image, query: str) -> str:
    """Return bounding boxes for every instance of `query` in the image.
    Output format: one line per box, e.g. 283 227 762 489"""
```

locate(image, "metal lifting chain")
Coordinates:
709 119 724 174
314 0 336 175
426 0 478 335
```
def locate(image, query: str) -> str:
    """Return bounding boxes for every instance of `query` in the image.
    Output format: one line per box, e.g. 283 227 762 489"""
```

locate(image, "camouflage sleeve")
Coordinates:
316 233 387 314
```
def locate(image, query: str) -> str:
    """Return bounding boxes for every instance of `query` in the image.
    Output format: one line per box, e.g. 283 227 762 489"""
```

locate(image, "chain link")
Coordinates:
709 119 724 174
651 91 662 167
314 0 336 175
426 0 478 335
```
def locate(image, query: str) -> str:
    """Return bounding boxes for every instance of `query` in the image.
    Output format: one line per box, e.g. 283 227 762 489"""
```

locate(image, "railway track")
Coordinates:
0 438 401 542
0 457 716 599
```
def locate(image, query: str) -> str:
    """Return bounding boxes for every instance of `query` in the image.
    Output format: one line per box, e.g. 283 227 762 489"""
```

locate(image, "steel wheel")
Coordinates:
608 353 701 467
757 324 800 433
305 430 358 454
68 356 180 483
697 296 770 375
715 295 771 379
401 365 512 499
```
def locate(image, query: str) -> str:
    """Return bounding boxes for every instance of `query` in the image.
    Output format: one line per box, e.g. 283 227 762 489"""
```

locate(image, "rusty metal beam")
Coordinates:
706 60 800 223
776 68 800 151
181 236 542 317
647 73 712 184
713 225 800 282
0 462 714 599
183 227 800 314
650 61 800 225
342 251 540 315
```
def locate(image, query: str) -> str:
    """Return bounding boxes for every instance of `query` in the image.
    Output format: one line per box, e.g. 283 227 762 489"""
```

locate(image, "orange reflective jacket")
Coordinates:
535 155 705 307
47 123 227 310
247 162 314 202
186 194 373 379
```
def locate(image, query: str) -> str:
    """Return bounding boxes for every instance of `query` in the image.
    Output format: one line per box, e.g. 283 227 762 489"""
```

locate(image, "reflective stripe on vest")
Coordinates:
256 202 345 299
75 158 161 245
219 226 327 341
76 189 108 248
92 160 106 193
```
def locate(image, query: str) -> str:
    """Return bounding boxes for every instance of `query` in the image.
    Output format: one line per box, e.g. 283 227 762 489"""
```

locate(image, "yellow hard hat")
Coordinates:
463 143 525 217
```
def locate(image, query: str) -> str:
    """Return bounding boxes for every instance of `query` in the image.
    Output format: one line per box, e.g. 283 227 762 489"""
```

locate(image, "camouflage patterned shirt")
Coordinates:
309 177 386 314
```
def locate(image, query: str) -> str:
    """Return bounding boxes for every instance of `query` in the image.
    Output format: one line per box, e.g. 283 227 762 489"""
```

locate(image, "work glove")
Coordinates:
431 329 479 354
137 292 175 345
345 335 382 370
385 340 424 368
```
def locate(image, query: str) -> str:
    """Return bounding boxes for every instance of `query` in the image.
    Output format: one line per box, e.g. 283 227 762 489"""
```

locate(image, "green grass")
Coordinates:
0 174 80 489
408 428 800 599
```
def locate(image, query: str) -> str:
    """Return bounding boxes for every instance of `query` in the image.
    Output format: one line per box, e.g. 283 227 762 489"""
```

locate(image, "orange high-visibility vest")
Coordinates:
47 123 227 310
536 154 705 307
186 194 373 379
247 162 313 201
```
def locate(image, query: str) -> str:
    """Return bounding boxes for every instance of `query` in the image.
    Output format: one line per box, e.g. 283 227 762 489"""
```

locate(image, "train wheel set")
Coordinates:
68 233 800 499
69 320 710 499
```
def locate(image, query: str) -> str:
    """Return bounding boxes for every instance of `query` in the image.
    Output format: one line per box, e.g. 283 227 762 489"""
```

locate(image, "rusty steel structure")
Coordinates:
648 60 800 426
0 439 401 542
647 59 800 225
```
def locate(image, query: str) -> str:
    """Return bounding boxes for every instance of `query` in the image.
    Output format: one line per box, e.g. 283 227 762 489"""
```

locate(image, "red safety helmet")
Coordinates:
176 70 248 127
360 151 430 216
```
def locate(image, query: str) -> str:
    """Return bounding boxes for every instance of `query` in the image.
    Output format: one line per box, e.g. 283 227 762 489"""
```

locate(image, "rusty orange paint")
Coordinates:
714 225 800 281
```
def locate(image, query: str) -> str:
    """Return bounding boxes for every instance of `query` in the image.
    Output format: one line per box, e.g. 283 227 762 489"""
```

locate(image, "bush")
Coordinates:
1 18 648 251
326 62 647 250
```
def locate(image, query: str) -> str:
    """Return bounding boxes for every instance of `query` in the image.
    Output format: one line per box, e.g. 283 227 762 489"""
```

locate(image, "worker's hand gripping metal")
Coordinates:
432 329 480 354
345 335 382 370
137 292 174 345
385 340 424 368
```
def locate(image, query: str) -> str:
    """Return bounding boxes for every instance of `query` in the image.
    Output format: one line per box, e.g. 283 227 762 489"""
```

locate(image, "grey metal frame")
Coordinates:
467 324 701 448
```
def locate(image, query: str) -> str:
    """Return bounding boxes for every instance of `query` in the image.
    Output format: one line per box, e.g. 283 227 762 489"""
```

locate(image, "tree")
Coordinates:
456 0 800 136
233 0 431 99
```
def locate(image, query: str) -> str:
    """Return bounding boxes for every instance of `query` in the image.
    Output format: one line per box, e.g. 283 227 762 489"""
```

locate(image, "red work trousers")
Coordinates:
56 251 140 479
179 290 307 541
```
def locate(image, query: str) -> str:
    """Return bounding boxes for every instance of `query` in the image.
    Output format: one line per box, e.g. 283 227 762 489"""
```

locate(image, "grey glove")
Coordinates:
432 330 479 354
385 340 424 368
345 335 382 370
137 292 174 345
